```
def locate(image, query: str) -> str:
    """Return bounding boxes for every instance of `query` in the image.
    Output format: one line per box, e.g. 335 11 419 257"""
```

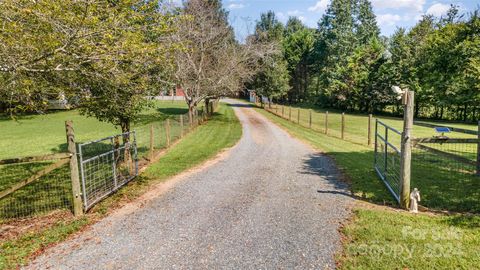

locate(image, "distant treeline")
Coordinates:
248 0 480 122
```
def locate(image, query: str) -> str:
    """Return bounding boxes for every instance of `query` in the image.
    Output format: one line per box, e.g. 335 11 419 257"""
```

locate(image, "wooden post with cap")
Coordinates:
400 91 414 209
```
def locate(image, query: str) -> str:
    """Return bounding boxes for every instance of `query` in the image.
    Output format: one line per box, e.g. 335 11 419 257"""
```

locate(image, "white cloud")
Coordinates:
426 3 451 17
371 0 426 12
228 3 245 9
377 13 402 26
287 10 303 16
308 0 330 13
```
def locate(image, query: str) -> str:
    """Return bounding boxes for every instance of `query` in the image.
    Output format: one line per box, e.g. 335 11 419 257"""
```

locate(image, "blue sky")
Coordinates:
221 0 480 40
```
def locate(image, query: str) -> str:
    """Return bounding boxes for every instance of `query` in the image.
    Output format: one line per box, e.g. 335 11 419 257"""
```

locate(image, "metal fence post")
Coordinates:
477 120 480 176
400 91 414 209
368 114 372 146
374 119 378 166
341 113 345 140
309 110 312 129
384 127 388 179
325 111 329 134
149 125 154 161
65 121 83 216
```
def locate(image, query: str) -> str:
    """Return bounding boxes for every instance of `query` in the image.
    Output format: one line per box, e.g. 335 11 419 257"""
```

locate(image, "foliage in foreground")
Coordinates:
0 0 178 134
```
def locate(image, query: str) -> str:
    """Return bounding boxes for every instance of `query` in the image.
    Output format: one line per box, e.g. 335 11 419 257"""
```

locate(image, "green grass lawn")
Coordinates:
0 102 241 270
254 106 480 269
340 208 480 269
269 104 477 147
0 100 188 159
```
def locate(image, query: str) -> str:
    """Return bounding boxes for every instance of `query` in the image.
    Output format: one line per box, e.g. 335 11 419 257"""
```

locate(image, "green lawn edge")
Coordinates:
0 103 242 270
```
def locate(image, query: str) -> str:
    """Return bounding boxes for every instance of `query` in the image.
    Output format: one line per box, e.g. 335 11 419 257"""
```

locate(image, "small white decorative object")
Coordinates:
409 188 421 213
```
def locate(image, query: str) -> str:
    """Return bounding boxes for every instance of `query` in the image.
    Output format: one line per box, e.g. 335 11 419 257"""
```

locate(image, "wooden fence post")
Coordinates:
477 120 480 176
149 125 154 161
282 105 284 117
368 114 372 146
400 91 414 209
165 119 171 147
65 121 83 216
297 109 300 124
325 111 329 134
309 110 312 129
180 115 184 137
341 113 345 140
289 106 292 121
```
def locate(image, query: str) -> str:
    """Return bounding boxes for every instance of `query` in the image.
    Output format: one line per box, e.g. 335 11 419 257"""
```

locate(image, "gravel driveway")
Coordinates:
26 100 352 270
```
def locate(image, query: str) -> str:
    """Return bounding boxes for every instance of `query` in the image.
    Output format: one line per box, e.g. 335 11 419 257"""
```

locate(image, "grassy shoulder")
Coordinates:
144 103 242 179
254 106 480 269
0 103 241 270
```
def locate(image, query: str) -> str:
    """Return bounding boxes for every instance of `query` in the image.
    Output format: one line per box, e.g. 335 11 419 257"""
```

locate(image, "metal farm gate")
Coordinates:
78 132 138 210
374 120 403 203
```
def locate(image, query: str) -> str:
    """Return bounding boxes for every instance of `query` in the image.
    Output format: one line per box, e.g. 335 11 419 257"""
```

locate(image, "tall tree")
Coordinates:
355 0 380 44
255 11 284 42
76 1 177 134
283 20 315 102
315 0 358 106
249 11 290 102
172 0 269 119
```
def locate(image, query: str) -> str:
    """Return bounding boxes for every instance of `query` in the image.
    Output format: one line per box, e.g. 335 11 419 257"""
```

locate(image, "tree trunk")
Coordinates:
120 119 131 143
205 98 210 116
414 99 420 118
120 118 131 167
188 103 195 125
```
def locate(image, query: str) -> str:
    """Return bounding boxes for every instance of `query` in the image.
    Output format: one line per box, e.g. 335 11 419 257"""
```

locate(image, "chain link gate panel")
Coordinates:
374 120 402 203
78 132 138 210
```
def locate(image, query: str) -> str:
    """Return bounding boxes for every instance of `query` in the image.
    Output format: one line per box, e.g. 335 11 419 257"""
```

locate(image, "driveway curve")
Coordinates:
27 100 352 270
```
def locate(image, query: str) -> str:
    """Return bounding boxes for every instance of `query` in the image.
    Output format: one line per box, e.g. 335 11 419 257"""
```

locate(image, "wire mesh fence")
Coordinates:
374 120 402 202
0 102 216 220
78 132 138 210
412 138 480 212
0 160 72 219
